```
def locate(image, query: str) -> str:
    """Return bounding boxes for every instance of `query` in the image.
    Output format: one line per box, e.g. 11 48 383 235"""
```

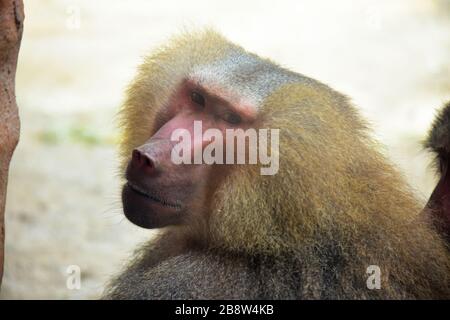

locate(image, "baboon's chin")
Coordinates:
121 183 184 229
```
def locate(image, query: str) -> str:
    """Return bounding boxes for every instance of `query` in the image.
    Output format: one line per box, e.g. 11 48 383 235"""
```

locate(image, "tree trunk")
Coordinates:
0 0 23 287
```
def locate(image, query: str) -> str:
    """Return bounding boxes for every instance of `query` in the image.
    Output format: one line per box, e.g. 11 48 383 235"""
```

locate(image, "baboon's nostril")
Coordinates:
132 149 155 173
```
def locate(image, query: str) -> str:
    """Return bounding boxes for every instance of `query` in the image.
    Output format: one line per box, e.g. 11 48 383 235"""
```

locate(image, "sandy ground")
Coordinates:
1 0 449 299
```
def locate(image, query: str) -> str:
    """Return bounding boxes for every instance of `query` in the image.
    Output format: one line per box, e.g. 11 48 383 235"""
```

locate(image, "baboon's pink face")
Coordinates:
122 80 257 229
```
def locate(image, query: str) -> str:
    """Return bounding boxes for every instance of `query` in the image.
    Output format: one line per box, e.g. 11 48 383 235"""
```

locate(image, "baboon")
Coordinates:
103 30 450 299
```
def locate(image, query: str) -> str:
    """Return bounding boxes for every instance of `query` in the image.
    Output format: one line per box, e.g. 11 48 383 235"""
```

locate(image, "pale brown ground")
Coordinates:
1 0 449 299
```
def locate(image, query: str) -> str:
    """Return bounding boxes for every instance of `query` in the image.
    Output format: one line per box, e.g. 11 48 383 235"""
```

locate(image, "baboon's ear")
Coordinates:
426 101 450 173
425 101 450 243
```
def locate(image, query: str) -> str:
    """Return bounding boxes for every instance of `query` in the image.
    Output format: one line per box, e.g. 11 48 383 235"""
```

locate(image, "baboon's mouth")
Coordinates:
126 181 181 210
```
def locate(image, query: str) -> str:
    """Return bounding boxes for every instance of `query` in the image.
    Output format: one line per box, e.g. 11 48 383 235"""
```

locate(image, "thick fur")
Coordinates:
104 30 450 299
425 101 450 172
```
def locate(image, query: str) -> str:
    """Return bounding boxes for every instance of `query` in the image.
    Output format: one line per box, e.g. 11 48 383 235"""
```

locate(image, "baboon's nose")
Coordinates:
131 149 155 174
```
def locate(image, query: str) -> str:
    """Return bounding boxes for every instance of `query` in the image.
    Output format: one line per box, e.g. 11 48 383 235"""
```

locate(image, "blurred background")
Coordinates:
0 0 449 299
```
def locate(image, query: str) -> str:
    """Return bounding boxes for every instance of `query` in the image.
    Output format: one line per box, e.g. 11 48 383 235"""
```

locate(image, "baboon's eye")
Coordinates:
223 112 242 125
190 91 205 107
